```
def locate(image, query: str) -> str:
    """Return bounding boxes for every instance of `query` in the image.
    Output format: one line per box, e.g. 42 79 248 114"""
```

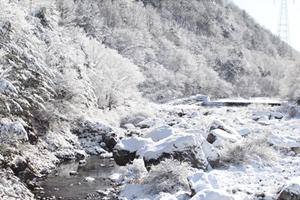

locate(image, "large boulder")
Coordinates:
277 177 300 200
113 137 153 166
137 133 209 170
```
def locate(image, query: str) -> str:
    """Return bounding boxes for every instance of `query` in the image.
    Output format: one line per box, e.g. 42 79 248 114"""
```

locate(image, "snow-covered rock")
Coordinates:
277 177 300 200
172 118 192 129
268 134 300 149
114 137 154 153
233 117 244 125
207 120 241 146
69 171 78 175
143 125 174 142
79 159 87 165
201 140 220 168
137 133 209 170
83 176 95 182
189 111 201 118
136 119 155 129
272 112 284 119
207 129 240 144
114 126 219 169
238 129 251 137
113 137 153 166
189 171 213 196
186 129 208 139
257 116 270 125
253 111 283 121
190 189 235 200
209 120 240 136
123 123 135 131
253 111 271 119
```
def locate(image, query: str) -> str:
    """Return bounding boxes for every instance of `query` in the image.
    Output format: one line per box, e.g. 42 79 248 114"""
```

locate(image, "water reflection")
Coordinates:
37 156 119 199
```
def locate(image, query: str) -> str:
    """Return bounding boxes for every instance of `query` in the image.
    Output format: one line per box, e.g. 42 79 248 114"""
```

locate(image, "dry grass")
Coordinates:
143 159 192 194
219 135 280 167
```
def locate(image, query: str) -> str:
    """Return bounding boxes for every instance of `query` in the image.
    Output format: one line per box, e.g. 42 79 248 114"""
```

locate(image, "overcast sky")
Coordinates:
231 0 300 52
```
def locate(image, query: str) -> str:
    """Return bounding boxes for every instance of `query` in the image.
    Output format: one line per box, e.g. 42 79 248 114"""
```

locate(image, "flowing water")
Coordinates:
34 156 119 199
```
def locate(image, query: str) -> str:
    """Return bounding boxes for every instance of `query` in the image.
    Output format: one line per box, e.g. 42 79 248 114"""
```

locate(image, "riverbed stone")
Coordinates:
79 159 87 165
136 119 155 129
113 149 136 166
69 171 78 175
272 112 284 119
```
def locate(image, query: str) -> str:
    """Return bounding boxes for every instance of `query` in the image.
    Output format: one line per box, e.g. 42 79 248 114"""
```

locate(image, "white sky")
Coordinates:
231 0 300 52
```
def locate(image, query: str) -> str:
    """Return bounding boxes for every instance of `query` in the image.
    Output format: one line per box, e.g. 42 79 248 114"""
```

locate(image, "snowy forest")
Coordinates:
1 0 300 199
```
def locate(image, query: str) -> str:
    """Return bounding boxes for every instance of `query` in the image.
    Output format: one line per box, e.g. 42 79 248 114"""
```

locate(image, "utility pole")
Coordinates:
277 0 290 45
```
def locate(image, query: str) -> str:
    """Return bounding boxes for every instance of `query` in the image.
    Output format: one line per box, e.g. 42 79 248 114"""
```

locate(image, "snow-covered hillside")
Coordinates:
1 0 300 199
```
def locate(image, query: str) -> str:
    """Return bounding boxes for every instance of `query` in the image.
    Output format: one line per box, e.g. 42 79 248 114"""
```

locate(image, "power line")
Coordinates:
277 0 290 44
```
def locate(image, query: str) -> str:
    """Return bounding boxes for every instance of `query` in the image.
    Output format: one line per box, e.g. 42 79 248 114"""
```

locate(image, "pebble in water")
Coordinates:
69 171 78 175
79 160 87 165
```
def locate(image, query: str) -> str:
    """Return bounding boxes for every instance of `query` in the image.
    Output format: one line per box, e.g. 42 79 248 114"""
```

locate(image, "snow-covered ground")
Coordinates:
112 100 300 200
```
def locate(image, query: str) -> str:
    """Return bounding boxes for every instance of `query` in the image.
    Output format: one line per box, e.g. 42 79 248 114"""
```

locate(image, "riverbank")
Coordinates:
2 99 300 200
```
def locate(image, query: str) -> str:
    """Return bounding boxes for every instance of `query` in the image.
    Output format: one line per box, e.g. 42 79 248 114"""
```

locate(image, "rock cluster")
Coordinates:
71 119 118 154
114 118 220 170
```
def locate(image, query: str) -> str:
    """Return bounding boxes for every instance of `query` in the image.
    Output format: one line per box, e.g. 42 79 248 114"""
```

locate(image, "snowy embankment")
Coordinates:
111 100 300 200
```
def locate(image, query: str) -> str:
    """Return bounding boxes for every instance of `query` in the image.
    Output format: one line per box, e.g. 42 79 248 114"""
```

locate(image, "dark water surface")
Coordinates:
35 156 119 199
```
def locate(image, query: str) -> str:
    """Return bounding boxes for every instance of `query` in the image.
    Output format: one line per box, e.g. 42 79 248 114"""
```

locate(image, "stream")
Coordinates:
34 156 119 200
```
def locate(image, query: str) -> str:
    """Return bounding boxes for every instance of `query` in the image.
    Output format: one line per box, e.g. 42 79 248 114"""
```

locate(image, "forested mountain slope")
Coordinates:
57 0 300 101
0 0 300 199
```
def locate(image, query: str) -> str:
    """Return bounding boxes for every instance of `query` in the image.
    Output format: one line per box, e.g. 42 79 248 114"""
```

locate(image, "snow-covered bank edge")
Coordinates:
109 101 300 200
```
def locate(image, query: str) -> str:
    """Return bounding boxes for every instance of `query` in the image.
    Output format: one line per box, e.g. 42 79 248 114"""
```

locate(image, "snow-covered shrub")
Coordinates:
219 135 280 166
120 111 150 127
0 143 14 156
119 100 156 126
0 119 28 144
279 103 300 118
143 158 192 194
118 159 147 184
31 103 59 136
